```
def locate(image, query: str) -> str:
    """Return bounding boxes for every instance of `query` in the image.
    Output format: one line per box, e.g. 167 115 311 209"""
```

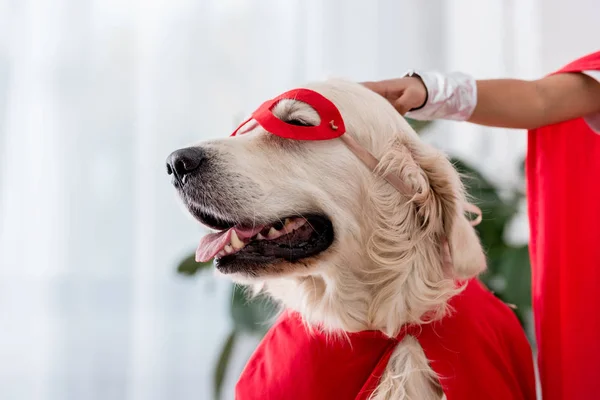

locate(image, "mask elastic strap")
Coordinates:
340 134 482 227
339 134 414 194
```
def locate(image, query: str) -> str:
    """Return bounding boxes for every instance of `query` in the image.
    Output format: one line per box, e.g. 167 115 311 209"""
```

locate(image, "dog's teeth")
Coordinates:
224 244 234 254
217 250 226 257
282 224 293 234
231 231 245 250
284 218 292 226
294 219 306 231
282 218 307 234
256 233 266 240
267 227 280 239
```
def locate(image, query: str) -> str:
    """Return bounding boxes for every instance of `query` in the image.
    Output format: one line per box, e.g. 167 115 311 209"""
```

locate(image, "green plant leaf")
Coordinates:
213 329 237 400
177 253 213 276
519 157 526 178
497 246 531 308
405 118 432 133
451 157 518 261
230 284 276 335
480 244 531 327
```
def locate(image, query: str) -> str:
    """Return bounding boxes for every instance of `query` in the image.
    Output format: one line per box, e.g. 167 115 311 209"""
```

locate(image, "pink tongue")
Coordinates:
196 230 231 262
195 225 265 262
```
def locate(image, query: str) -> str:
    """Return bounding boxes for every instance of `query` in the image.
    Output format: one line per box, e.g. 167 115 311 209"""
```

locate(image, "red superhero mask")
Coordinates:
232 88 346 140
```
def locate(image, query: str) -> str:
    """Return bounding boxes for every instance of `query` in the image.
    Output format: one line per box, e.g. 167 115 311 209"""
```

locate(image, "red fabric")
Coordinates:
231 89 346 140
527 50 600 400
235 280 535 400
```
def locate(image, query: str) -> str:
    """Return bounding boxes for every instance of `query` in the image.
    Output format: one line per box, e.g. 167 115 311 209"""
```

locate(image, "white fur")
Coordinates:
370 336 443 400
194 79 486 398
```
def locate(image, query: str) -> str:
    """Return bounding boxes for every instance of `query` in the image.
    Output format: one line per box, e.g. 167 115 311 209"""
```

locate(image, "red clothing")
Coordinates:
527 51 600 400
236 280 535 400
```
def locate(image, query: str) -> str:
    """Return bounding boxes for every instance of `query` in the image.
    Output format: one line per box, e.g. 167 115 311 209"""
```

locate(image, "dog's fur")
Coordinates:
178 80 486 399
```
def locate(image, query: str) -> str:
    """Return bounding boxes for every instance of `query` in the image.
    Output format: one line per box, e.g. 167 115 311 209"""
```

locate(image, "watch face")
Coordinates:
231 89 346 141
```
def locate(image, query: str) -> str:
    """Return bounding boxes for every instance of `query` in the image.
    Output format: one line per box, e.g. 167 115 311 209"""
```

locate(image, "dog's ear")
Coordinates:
443 201 487 279
377 138 486 279
411 141 486 279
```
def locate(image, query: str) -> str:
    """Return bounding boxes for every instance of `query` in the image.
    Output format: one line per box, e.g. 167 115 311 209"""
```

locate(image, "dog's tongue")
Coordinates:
196 225 264 262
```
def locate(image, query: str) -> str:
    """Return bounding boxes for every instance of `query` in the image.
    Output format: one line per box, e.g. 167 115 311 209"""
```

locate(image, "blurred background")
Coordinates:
0 0 598 399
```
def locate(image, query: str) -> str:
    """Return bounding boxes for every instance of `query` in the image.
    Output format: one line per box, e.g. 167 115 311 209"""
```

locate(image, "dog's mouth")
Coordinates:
194 210 334 274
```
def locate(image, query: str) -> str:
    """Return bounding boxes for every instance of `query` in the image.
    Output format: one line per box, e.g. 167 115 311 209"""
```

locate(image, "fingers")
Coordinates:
362 79 427 115
394 104 409 115
361 81 387 97
393 93 413 115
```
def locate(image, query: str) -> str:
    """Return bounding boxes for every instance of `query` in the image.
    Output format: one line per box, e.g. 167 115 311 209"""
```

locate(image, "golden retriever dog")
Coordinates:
166 80 534 399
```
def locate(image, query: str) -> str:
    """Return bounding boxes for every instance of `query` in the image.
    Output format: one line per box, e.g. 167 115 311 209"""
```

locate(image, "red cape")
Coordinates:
527 50 600 400
236 280 535 400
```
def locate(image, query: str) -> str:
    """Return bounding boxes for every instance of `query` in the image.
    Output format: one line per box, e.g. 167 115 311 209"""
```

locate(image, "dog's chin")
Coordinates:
215 255 314 278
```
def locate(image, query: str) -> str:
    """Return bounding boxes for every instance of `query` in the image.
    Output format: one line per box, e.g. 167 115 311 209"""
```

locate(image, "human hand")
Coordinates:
362 76 427 115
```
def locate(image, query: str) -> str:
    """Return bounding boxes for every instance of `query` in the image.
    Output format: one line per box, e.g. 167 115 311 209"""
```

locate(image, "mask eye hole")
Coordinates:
273 99 321 128
286 118 313 127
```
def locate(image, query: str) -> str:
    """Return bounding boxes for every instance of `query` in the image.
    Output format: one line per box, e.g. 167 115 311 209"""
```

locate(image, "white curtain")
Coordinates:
0 0 597 399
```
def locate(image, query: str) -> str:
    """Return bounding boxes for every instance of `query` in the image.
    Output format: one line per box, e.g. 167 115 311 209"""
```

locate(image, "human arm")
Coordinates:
363 71 600 130
471 73 600 129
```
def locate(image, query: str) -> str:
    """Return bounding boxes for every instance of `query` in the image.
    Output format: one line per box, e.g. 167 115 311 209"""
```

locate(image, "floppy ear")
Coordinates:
444 201 487 279
411 141 486 279
377 137 486 279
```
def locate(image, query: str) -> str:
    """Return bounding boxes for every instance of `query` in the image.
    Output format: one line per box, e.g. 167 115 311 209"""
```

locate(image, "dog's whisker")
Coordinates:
252 203 258 231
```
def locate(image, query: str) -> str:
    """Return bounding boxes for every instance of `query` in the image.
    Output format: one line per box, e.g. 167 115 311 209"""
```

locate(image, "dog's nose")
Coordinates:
166 147 205 181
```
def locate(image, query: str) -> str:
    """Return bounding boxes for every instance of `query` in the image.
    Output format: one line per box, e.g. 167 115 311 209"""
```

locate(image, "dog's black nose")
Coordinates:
166 147 205 181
